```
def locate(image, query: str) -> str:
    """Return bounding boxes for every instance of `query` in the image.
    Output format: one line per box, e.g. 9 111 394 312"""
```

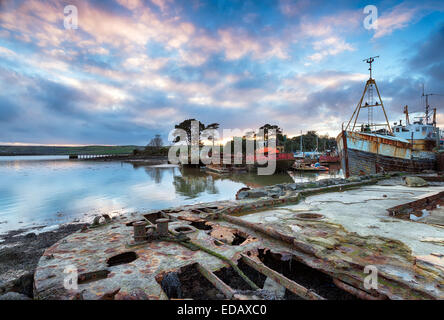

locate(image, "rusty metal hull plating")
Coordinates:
337 131 436 177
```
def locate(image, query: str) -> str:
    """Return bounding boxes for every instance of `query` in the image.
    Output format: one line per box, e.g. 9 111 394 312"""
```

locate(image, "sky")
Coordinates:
0 0 443 146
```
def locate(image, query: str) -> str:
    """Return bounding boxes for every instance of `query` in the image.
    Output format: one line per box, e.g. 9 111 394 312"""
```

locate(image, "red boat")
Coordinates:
319 150 340 163
246 147 295 172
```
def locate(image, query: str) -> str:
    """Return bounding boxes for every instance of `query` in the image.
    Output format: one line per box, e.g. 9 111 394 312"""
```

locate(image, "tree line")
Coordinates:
283 131 337 153
134 119 337 156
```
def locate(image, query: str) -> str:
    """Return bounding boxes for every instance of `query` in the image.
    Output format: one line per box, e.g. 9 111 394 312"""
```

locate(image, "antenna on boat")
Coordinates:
421 91 443 125
344 56 392 134
422 90 439 124
433 108 437 126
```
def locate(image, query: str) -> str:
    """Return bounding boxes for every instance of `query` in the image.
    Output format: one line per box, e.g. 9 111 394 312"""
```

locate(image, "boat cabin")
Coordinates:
392 118 438 141
392 119 439 151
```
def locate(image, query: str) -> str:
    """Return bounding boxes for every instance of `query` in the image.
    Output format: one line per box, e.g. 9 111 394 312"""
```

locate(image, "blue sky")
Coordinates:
0 0 443 145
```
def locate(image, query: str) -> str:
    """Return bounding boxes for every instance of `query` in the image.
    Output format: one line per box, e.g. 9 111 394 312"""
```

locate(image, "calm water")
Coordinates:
0 156 342 233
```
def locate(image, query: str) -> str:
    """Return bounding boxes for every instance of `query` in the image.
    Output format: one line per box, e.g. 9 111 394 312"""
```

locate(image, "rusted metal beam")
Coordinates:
373 81 392 133
351 80 367 131
240 254 325 300
332 279 386 300
386 191 444 217
196 263 236 299
222 214 317 255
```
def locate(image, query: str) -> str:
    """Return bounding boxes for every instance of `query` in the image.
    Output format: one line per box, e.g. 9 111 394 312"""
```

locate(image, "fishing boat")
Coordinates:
392 105 440 151
319 150 340 164
336 57 439 177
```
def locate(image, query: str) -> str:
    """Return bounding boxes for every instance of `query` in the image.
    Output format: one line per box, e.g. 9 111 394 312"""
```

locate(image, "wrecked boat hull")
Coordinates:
337 131 436 177
341 147 436 177
33 174 444 300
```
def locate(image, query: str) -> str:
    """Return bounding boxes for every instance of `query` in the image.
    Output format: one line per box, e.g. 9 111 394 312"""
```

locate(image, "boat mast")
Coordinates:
423 86 431 125
345 56 392 134
403 105 410 125
422 92 441 126
421 86 444 126
300 130 303 156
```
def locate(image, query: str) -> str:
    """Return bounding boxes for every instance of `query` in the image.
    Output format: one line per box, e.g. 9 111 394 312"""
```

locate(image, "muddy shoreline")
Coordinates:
0 223 87 298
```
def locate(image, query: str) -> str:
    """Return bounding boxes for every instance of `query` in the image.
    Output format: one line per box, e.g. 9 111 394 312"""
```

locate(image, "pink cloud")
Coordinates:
116 0 144 10
295 10 361 39
1 0 293 69
282 11 360 63
371 3 444 39
187 28 289 63
308 36 355 62
373 5 418 38
150 0 173 12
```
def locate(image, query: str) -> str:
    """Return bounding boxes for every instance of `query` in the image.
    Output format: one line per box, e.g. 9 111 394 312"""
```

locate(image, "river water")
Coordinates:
0 156 342 233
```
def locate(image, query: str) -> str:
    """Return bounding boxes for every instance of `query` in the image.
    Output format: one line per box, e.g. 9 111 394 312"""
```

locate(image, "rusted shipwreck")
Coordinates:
337 57 440 177
33 172 444 300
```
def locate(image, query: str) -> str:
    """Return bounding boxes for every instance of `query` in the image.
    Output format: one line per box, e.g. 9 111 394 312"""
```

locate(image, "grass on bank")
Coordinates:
0 145 143 156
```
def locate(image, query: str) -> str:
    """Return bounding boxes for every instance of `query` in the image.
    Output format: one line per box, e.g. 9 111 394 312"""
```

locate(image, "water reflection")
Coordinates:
144 166 167 184
0 157 343 233
173 168 218 198
130 163 174 184
288 163 343 183
223 172 294 188
172 166 343 198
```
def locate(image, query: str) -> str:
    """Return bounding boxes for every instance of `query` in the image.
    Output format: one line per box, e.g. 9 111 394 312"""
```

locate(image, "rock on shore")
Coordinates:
404 176 428 187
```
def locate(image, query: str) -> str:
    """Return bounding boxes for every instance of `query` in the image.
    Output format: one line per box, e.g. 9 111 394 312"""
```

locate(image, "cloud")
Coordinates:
373 4 419 38
0 96 20 122
116 0 144 10
150 0 173 12
410 24 444 82
308 36 355 62
278 0 311 17
217 28 288 60
283 10 360 63
0 46 16 58
406 24 444 118
372 2 444 39
0 0 442 144
123 54 169 71
295 9 361 38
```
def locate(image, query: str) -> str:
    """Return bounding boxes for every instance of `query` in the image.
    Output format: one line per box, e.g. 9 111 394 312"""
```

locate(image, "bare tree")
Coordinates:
148 134 163 148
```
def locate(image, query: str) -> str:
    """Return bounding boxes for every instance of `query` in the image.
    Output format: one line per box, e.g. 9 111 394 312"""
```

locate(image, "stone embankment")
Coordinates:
236 173 385 200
